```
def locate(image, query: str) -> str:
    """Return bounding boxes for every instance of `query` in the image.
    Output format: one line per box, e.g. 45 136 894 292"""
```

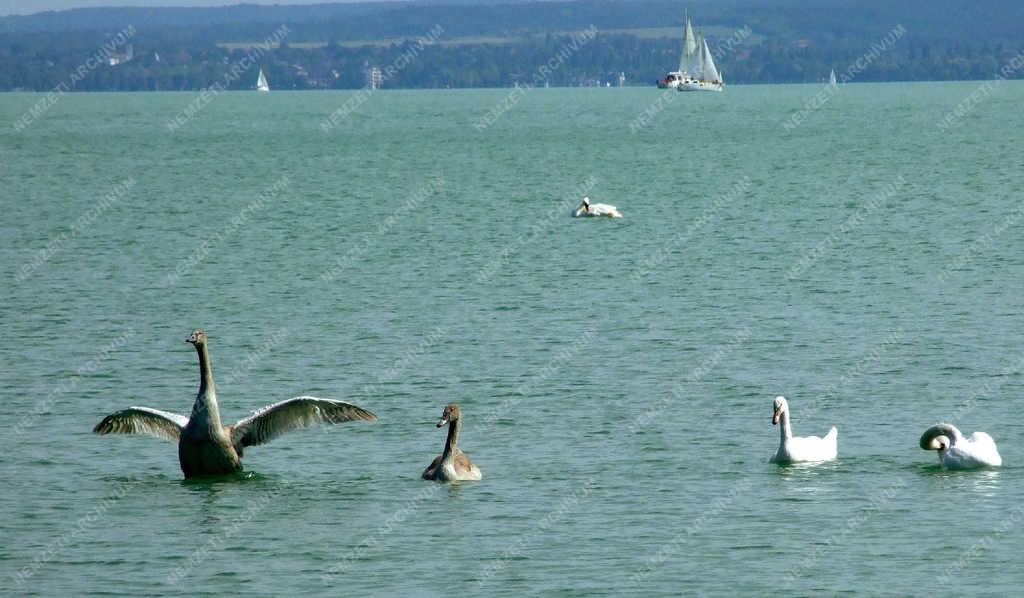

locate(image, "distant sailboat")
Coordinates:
256 68 270 92
829 69 837 86
678 36 723 92
657 11 698 89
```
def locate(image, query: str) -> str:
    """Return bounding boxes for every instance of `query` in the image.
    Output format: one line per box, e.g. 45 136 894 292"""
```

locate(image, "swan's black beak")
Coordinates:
436 415 449 428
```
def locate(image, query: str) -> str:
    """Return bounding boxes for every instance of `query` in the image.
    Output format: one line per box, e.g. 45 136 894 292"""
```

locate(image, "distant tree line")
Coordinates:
0 0 1021 91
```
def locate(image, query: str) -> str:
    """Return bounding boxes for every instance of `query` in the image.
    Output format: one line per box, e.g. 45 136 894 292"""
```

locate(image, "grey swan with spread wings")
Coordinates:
94 329 376 478
422 404 482 482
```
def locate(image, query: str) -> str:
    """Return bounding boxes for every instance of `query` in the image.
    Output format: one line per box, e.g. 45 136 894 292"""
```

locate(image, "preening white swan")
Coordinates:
770 396 838 464
573 197 621 218
422 404 482 482
919 423 1002 469
94 329 377 478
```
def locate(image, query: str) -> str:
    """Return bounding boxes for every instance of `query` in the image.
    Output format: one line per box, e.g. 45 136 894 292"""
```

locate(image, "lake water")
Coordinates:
1 82 1022 596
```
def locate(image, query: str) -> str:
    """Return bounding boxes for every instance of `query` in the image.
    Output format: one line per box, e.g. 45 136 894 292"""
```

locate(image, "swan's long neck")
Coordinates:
441 417 461 463
920 423 963 450
190 341 222 431
779 409 793 442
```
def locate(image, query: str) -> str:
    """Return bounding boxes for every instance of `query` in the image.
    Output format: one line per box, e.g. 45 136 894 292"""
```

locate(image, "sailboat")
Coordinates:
678 36 723 92
657 11 698 89
829 69 838 86
256 68 270 92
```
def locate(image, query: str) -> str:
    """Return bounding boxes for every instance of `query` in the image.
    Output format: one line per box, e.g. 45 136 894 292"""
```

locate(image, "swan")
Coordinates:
94 329 377 478
770 396 838 464
422 404 482 482
919 423 1002 469
573 197 621 218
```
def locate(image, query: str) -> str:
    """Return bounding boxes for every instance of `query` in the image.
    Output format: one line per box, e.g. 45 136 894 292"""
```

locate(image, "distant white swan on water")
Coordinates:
770 396 838 464
573 197 621 218
920 422 1002 469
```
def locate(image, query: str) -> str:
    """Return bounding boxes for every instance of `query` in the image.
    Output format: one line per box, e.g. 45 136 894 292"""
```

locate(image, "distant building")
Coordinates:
108 44 133 66
368 66 383 89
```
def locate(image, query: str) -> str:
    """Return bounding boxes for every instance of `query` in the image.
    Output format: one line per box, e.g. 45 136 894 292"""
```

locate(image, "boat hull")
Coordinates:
678 80 723 92
657 72 684 89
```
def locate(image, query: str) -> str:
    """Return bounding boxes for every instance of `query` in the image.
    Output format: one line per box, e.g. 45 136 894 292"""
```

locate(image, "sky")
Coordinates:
1 0 384 17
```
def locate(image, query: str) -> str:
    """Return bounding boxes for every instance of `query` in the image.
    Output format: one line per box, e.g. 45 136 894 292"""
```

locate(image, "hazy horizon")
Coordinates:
0 0 399 17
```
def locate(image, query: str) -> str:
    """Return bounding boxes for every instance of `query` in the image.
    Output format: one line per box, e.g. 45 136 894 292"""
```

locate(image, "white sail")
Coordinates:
256 68 270 92
829 69 837 85
695 35 704 78
679 15 698 74
665 13 723 91
700 38 720 82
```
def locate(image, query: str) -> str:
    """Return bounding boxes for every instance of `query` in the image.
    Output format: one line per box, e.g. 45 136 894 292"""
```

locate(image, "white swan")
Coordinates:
770 396 837 464
920 423 1002 469
573 197 621 218
94 329 377 478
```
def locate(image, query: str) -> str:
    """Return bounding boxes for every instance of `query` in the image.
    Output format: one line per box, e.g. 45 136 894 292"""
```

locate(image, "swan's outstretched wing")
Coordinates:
231 396 377 449
93 407 189 442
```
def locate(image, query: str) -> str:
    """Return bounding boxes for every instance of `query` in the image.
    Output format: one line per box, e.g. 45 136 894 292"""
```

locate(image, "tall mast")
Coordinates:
698 30 705 80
